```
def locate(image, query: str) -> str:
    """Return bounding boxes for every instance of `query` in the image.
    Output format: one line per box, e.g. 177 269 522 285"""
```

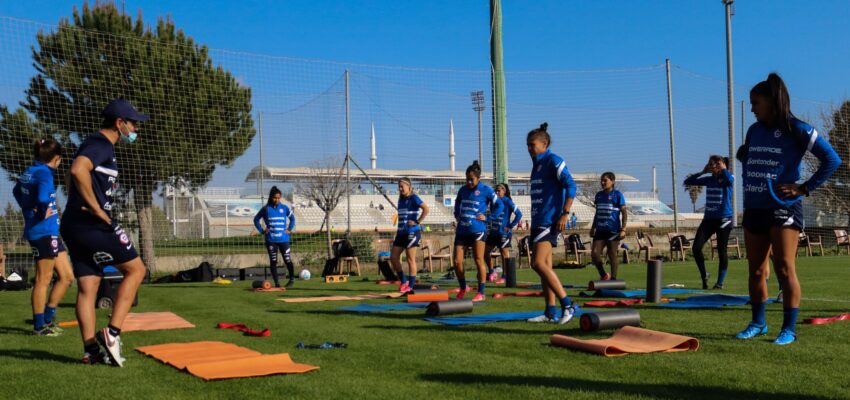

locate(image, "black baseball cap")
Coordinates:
101 98 150 122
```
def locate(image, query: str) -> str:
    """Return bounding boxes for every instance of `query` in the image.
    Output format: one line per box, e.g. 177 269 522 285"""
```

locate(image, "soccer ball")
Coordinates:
299 269 312 280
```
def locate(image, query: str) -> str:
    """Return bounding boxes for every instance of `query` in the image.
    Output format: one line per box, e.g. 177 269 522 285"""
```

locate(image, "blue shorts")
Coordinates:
593 230 621 242
28 235 65 260
742 202 804 235
531 226 561 247
485 231 513 249
454 232 487 248
60 222 139 278
393 231 421 248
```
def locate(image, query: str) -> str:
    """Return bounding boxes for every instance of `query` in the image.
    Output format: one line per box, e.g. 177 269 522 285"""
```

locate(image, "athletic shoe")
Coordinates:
773 329 797 346
45 321 64 332
32 326 62 337
712 283 724 290
775 290 784 304
455 288 469 299
600 273 611 281
558 303 579 325
472 293 486 302
399 282 412 294
527 314 555 323
735 323 768 339
96 328 124 367
82 351 112 365
285 280 294 288
487 272 499 283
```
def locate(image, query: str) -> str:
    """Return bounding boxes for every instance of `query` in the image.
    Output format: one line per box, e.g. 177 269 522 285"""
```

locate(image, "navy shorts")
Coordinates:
485 231 513 249
531 226 561 247
592 230 621 242
29 235 65 260
392 231 421 248
742 202 804 235
454 232 487 248
61 222 138 278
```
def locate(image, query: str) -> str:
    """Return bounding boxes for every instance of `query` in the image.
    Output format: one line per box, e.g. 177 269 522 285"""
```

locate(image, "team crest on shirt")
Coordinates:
474 190 480 196
774 129 782 138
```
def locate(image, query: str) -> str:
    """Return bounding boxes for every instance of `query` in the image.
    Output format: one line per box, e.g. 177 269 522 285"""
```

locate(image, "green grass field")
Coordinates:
2 256 850 399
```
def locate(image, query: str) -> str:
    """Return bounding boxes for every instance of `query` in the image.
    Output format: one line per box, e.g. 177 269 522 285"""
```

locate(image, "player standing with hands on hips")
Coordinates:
61 99 150 365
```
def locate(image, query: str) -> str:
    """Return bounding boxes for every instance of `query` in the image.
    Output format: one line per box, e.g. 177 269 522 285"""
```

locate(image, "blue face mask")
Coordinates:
119 121 138 144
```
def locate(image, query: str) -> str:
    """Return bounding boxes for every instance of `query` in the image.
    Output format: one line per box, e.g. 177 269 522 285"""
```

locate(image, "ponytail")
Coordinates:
751 72 793 134
33 138 62 163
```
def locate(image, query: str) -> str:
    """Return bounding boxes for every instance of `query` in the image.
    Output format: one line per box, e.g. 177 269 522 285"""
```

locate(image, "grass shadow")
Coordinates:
417 373 834 400
0 349 79 364
0 326 34 335
362 323 583 336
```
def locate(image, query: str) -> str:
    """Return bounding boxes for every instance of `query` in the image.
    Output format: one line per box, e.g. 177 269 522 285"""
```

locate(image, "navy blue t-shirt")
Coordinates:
64 132 119 224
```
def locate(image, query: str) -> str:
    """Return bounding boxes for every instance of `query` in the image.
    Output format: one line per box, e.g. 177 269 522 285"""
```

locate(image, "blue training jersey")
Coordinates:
396 194 424 234
12 162 60 240
530 149 576 229
64 132 120 224
454 182 501 234
593 189 626 233
684 169 734 219
488 196 522 234
254 204 295 243
739 118 841 209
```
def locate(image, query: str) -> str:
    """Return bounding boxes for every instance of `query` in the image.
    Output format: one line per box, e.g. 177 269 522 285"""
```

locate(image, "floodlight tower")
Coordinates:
471 90 485 169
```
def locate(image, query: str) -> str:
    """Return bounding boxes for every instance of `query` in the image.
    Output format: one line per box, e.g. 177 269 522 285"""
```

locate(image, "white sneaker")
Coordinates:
96 328 124 367
527 314 554 323
558 303 579 325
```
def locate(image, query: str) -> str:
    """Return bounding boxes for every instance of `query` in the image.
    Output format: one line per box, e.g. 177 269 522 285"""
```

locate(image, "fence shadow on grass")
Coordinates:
0 349 79 364
418 373 834 400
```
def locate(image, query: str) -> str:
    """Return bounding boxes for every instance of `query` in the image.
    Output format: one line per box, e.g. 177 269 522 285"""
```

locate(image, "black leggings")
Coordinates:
266 242 295 285
692 218 732 280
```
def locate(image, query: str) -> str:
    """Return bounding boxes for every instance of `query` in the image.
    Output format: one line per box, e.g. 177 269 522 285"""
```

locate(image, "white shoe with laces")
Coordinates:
96 327 124 367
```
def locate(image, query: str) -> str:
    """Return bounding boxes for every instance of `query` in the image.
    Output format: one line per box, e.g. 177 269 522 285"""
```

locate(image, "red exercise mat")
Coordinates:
583 299 644 308
493 291 543 299
803 313 850 325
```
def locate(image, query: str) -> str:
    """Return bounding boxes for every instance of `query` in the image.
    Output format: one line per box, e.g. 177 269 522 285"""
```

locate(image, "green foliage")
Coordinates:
0 203 24 245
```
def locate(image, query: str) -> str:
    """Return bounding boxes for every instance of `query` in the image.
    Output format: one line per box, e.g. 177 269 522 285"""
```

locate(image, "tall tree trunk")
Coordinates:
325 211 332 259
133 189 156 281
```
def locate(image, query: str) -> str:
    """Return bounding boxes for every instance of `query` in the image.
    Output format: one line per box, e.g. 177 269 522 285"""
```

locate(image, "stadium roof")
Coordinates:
245 166 638 183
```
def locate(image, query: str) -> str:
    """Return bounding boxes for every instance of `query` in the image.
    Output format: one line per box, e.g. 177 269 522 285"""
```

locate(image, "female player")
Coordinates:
684 155 734 289
735 73 841 345
484 183 522 283
453 161 502 302
392 178 429 293
589 172 627 280
253 186 297 288
13 138 74 336
525 123 579 324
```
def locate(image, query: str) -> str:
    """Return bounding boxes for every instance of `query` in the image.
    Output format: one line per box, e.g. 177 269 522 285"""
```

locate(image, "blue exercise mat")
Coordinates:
425 308 588 326
339 302 431 312
578 288 704 298
657 294 775 309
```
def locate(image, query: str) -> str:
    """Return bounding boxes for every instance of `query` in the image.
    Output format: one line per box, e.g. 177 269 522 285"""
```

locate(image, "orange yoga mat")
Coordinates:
252 287 287 292
136 341 319 380
407 291 449 303
122 312 196 332
550 326 699 357
57 312 195 332
278 292 404 303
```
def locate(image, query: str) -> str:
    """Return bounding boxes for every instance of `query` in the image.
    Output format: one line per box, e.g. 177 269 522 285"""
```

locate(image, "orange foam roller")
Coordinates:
252 280 272 290
407 290 449 303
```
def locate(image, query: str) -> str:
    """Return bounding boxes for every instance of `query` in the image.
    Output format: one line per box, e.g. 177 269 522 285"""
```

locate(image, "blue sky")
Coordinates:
1 0 848 209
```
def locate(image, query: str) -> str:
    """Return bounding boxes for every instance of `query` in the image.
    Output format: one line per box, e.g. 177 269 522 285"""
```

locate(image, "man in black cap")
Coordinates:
61 98 150 367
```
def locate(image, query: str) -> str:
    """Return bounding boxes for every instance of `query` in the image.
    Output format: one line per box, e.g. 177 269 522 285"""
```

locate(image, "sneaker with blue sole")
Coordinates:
773 329 796 345
735 322 768 339
558 303 579 325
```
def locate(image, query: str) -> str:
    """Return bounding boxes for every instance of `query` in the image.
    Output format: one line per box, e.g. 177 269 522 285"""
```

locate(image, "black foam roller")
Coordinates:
646 259 663 303
588 279 626 291
426 299 474 316
251 280 270 289
579 309 641 332
413 283 438 291
505 258 517 288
